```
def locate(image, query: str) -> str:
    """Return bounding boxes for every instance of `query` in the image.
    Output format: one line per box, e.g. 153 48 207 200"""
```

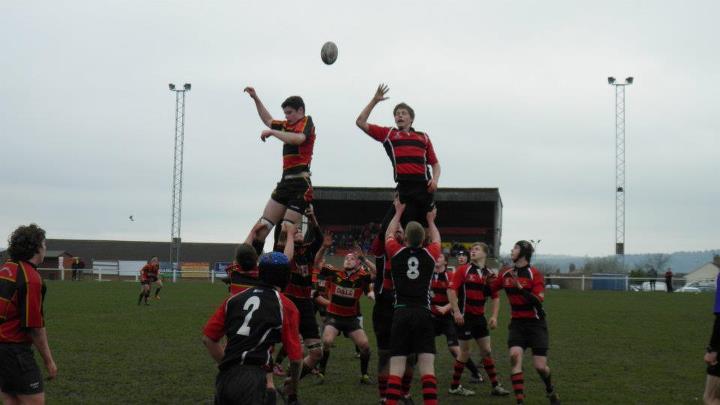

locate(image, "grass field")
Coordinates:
40 281 711 404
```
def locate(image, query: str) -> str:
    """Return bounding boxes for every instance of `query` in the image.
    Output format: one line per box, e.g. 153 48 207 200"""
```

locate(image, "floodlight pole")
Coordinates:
169 83 191 282
608 77 633 269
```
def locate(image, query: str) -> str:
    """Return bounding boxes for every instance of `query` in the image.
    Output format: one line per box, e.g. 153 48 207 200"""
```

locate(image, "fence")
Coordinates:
38 268 226 283
37 267 715 292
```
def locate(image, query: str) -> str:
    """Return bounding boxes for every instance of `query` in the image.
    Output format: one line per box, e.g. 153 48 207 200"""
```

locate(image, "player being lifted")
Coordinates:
384 200 442 405
430 254 484 387
356 84 441 278
138 256 162 305
447 243 510 397
316 252 374 384
491 241 561 405
244 86 317 256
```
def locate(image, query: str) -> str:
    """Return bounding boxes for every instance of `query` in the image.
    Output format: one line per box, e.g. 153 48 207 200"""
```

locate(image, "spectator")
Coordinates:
71 257 81 281
665 268 674 293
648 267 657 291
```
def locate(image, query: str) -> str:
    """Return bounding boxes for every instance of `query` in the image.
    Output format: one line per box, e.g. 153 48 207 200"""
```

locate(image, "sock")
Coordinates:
264 388 276 405
319 350 330 373
421 374 438 405
138 293 144 304
252 239 265 256
401 371 413 397
154 287 161 297
378 374 388 399
275 347 287 364
482 356 499 387
466 357 480 378
144 292 150 303
356 345 360 354
538 369 554 393
511 372 524 404
385 375 402 405
451 360 466 389
360 349 370 375
300 362 313 379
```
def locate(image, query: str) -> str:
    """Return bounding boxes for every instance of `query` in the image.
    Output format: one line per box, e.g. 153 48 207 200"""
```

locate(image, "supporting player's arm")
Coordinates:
29 328 57 380
356 83 389 134
448 267 465 326
283 222 297 262
202 301 228 364
244 86 273 128
280 296 303 403
385 197 405 241
426 206 440 244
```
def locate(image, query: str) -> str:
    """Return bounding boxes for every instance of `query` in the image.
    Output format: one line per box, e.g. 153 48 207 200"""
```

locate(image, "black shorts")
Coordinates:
507 318 549 355
271 177 313 214
141 276 158 285
288 297 320 340
325 315 362 336
390 307 436 356
0 343 44 396
372 293 395 351
457 314 490 341
215 364 267 405
397 181 435 228
432 314 459 346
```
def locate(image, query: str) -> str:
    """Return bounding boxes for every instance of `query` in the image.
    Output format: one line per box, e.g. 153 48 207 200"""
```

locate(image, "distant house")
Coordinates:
0 249 73 269
685 255 720 284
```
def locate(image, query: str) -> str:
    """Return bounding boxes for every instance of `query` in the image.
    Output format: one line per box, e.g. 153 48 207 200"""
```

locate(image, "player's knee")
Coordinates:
307 342 323 359
510 351 522 365
258 217 275 231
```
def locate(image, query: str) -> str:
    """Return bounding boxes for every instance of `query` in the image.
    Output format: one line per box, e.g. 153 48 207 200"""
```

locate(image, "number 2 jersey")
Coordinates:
203 284 302 370
385 238 442 309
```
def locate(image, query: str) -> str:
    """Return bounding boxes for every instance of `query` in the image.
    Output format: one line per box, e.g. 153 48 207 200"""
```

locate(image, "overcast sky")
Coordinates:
1 0 718 256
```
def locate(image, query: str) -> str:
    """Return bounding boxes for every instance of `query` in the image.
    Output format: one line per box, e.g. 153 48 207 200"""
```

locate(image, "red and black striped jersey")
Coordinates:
225 264 259 295
491 266 545 320
203 285 302 370
324 265 371 317
0 260 46 343
270 116 316 176
449 264 498 316
140 263 160 281
430 270 451 316
366 124 438 183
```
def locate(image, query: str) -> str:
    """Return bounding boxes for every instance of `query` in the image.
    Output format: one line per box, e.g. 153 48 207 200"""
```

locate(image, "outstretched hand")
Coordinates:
260 130 274 142
243 86 258 99
426 206 437 224
393 196 406 213
373 83 389 103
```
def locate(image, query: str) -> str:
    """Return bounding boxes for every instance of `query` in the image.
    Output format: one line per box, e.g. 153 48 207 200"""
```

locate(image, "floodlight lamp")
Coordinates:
625 77 634 84
169 83 176 90
184 83 191 90
607 77 616 85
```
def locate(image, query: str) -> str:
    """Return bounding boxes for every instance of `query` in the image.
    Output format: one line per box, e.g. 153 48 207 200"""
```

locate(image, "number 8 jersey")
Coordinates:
385 237 442 309
203 284 302 371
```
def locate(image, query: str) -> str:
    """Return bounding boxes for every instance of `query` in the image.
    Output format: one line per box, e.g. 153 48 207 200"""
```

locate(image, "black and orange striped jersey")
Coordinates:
225 263 259 295
284 226 323 300
140 263 160 281
270 116 316 176
324 265 371 318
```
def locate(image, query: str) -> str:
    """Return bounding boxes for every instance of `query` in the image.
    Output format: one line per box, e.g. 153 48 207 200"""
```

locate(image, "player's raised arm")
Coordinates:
385 197 405 241
244 86 273 128
356 83 389 134
283 222 297 262
426 207 440 244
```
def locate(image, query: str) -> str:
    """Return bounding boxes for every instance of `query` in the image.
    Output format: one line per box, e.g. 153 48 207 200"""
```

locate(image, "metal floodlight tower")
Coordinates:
169 82 190 282
608 76 633 267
